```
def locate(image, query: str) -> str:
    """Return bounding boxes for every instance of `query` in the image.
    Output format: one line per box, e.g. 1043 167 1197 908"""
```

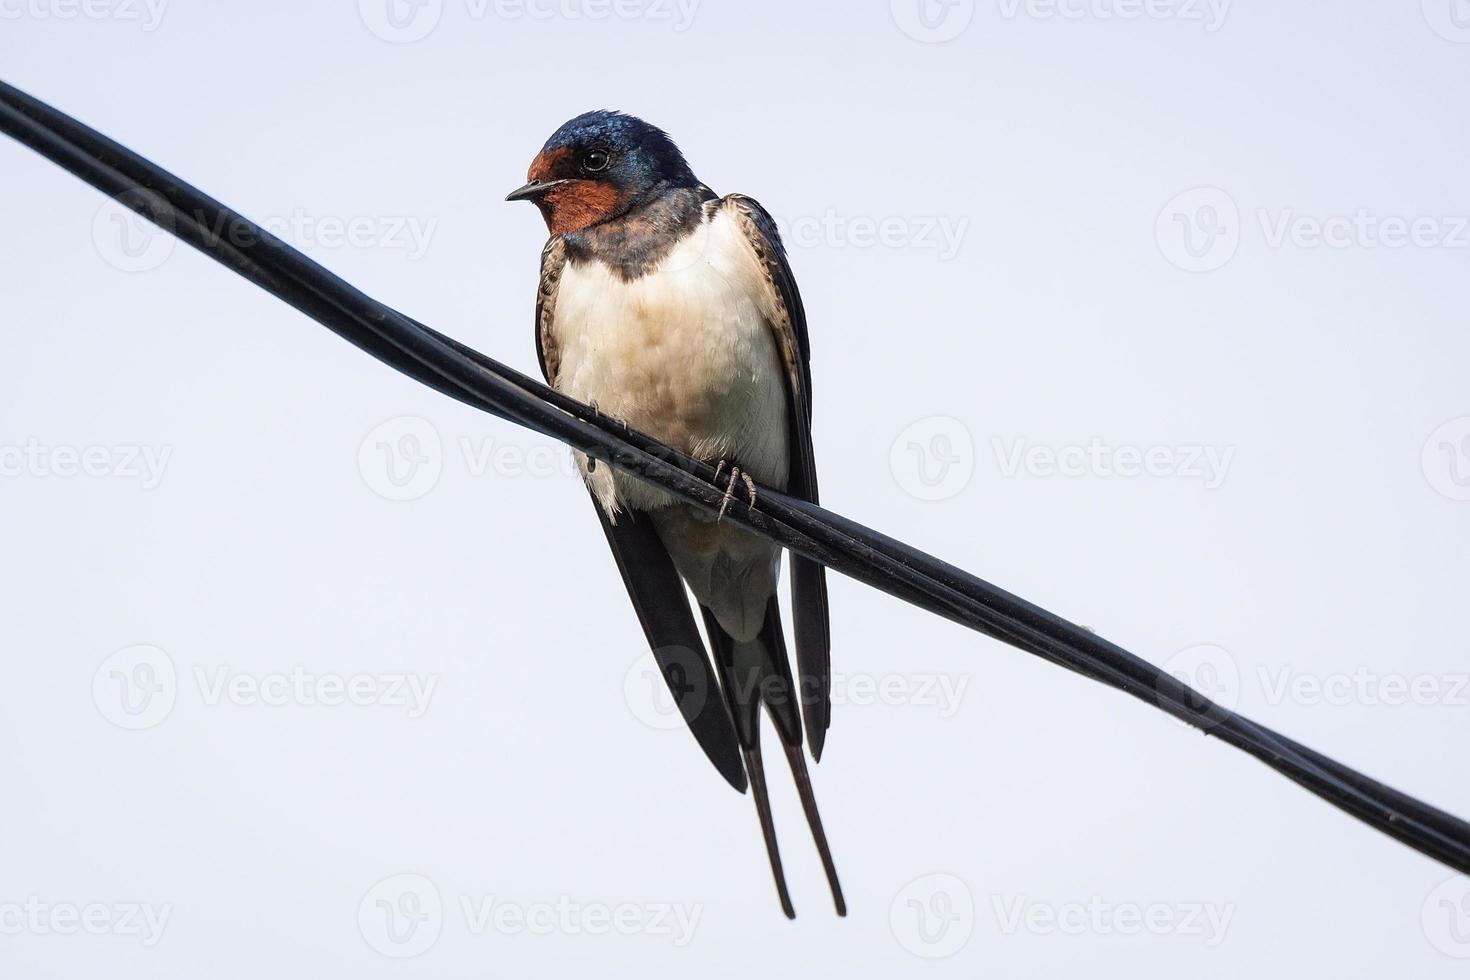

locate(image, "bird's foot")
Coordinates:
585 401 601 473
713 461 757 522
587 398 630 432
584 401 631 473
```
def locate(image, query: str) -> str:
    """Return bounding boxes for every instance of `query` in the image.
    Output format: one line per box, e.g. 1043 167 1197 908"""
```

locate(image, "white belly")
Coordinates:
551 210 790 515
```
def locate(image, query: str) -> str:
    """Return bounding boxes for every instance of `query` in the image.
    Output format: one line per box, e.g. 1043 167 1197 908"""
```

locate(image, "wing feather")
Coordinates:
721 195 833 761
535 236 566 383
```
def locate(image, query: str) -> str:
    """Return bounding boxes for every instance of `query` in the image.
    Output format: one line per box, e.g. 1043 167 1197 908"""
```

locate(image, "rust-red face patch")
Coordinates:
527 146 571 183
540 180 624 235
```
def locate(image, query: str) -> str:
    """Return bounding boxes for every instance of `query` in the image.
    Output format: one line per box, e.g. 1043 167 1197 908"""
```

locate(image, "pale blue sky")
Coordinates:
2 2 1469 977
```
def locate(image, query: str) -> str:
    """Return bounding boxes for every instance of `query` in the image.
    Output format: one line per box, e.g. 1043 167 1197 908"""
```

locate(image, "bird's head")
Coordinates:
506 110 698 236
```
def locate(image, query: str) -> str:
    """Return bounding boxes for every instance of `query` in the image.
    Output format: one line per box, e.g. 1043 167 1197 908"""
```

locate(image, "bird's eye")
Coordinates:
582 149 611 173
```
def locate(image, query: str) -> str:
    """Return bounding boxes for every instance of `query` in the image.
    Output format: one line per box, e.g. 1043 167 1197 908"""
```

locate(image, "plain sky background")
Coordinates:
3 1 1470 977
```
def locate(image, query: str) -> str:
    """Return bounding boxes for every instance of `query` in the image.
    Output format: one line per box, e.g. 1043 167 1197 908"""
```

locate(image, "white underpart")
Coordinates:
551 206 790 640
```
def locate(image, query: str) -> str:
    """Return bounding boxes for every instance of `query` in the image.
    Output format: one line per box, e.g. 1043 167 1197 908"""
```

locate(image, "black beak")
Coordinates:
505 178 569 203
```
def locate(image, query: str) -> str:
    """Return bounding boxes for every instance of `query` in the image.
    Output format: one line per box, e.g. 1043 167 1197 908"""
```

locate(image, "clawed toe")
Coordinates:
739 470 756 509
714 461 758 522
595 402 630 431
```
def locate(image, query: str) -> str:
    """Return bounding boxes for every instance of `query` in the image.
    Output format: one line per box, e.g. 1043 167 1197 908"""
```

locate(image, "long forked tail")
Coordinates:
741 739 795 918
781 740 846 916
701 600 845 918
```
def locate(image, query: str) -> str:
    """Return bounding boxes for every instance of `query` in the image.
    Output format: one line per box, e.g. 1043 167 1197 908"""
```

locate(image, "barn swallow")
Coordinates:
508 110 841 918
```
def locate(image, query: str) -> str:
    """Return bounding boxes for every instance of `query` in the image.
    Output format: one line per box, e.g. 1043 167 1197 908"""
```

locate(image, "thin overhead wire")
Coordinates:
3 78 1468 877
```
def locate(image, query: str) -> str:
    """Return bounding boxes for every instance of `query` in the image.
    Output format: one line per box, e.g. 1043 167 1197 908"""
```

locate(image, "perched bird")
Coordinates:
507 110 842 918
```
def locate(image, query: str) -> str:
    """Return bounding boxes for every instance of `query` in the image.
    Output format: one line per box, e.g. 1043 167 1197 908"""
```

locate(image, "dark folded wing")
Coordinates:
534 237 747 791
589 501 748 791
721 195 833 761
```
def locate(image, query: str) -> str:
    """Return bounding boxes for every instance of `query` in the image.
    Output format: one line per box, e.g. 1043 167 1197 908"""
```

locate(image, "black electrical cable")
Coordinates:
4 78 1468 876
